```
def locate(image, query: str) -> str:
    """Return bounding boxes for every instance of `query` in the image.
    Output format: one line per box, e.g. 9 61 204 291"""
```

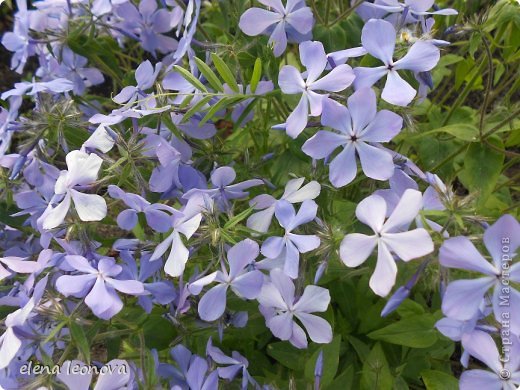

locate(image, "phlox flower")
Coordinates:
38 150 107 230
261 199 320 278
278 40 355 138
183 166 264 211
302 87 403 187
150 194 207 277
206 338 258 389
340 189 434 297
188 239 264 321
56 256 145 320
247 177 321 233
113 60 162 108
367 0 458 18
459 331 520 389
258 269 332 349
57 46 104 95
108 185 178 232
439 214 520 335
0 275 47 369
158 344 218 389
239 0 314 57
114 0 183 56
353 19 440 106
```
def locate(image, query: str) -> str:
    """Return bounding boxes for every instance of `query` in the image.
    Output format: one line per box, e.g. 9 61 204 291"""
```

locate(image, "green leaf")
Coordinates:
432 124 479 142
69 321 91 363
304 336 341 387
210 53 239 93
250 58 262 93
182 95 214 123
421 370 458 390
367 314 438 348
266 342 305 371
224 205 256 229
141 314 177 350
361 342 393 390
194 57 224 92
396 299 425 318
459 136 505 205
199 96 244 126
173 65 208 93
0 203 26 230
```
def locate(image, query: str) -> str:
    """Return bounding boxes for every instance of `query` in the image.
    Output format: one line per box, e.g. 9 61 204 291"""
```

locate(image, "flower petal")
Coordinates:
439 236 498 275
441 277 495 321
340 233 377 267
369 241 398 297
239 8 281 36
356 194 387 233
382 229 434 261
295 312 332 343
382 189 423 233
198 284 228 321
361 19 395 64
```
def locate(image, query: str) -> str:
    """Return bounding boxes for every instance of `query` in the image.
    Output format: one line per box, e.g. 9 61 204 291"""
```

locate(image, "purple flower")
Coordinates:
1 78 75 100
258 269 332 348
183 166 263 211
0 255 43 281
278 41 355 138
119 251 177 313
108 185 178 232
37 151 107 230
113 60 162 108
189 239 264 321
340 189 434 297
353 19 440 106
0 275 47 369
459 331 520 389
247 177 320 233
439 214 520 335
239 0 314 57
81 124 116 154
114 0 183 56
368 0 458 18
1 0 34 73
302 88 402 187
57 47 104 95
159 344 218 389
56 256 145 319
150 194 206 277
261 199 320 278
206 338 257 389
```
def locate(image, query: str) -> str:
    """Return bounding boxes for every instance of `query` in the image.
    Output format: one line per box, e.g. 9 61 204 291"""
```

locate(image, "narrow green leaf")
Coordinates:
210 53 239 92
199 96 244 126
224 205 256 229
194 57 224 92
250 58 262 93
173 65 208 92
70 321 91 363
182 95 214 123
